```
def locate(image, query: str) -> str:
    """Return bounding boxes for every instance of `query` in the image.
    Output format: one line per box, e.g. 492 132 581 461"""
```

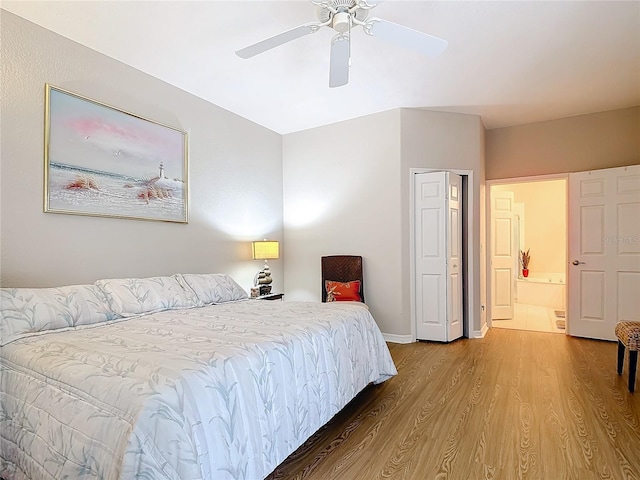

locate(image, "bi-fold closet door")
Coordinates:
414 171 463 342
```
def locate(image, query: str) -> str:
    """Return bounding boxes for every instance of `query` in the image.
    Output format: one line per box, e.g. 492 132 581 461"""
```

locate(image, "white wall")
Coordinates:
400 109 486 336
0 12 283 289
282 110 403 335
283 108 486 337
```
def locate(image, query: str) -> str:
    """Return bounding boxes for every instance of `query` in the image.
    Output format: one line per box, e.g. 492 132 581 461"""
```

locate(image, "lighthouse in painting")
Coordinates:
159 162 165 179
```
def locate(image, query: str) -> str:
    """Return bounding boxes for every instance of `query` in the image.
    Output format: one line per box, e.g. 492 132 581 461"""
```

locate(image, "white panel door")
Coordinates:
415 172 463 342
568 165 640 341
448 174 463 340
490 191 515 320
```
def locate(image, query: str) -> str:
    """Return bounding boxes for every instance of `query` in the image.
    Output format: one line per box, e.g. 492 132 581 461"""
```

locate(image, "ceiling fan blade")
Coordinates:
329 33 350 88
368 18 448 57
236 23 320 59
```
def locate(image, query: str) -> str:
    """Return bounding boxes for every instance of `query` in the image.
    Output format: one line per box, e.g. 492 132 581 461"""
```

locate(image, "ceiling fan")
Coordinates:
236 0 448 88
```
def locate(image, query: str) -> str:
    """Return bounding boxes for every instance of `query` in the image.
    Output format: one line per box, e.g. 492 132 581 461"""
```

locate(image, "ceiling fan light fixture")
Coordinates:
332 11 351 33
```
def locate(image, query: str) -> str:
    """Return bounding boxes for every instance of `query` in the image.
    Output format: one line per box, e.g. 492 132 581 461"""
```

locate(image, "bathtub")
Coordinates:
516 273 566 310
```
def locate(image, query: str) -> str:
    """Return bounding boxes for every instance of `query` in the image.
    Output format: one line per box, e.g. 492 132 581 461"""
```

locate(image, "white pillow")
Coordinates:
0 285 117 346
95 275 200 317
178 273 248 305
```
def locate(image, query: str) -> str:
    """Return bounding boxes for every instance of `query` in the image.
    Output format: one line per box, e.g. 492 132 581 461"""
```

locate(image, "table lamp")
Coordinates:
252 240 279 295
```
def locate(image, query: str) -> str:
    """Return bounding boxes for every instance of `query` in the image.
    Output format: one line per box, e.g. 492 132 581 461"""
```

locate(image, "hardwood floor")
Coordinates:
267 328 640 480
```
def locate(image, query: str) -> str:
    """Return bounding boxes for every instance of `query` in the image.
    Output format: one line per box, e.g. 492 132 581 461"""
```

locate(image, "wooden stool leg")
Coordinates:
629 350 638 393
617 341 625 375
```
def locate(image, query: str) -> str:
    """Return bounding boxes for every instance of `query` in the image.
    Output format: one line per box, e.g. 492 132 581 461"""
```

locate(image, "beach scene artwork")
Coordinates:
45 86 188 223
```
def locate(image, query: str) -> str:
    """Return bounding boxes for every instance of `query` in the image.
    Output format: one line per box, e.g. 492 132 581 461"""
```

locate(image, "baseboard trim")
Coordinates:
384 328 488 343
382 333 415 344
474 322 489 338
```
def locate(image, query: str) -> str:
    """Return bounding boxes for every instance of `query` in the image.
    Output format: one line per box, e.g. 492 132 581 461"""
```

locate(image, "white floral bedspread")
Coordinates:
0 301 396 480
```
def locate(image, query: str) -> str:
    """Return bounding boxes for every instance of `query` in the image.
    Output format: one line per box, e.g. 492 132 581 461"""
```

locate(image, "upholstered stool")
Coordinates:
615 321 640 393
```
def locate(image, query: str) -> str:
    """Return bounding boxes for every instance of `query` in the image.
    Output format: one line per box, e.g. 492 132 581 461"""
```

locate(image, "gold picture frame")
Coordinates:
44 84 189 223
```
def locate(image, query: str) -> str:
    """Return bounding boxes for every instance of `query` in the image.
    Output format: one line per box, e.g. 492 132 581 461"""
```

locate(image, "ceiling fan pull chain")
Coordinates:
348 15 352 67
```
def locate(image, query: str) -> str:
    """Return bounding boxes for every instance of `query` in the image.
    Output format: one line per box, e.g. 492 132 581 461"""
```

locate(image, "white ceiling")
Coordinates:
3 0 639 134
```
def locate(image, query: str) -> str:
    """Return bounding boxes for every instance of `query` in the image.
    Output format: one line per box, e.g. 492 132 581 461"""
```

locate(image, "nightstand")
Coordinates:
254 293 284 301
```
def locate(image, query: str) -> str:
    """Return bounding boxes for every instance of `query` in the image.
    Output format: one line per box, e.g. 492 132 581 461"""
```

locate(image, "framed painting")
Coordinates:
44 84 189 223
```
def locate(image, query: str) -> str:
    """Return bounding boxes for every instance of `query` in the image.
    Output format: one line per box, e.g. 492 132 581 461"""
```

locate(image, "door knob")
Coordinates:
572 260 586 266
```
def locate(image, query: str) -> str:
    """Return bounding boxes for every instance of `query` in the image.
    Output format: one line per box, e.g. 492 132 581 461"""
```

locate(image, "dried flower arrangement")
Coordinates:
520 249 531 270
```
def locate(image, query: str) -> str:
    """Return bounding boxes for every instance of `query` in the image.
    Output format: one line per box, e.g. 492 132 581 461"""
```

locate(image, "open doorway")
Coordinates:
488 176 568 334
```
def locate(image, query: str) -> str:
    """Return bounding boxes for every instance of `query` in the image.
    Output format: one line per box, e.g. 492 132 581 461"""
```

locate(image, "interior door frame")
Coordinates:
485 173 568 330
409 168 474 341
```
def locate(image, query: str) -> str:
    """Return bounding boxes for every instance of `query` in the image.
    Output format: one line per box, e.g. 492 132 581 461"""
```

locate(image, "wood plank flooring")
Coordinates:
266 328 640 480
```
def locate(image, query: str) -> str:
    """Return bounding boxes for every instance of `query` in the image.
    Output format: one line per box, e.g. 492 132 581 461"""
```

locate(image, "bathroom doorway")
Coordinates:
488 176 568 334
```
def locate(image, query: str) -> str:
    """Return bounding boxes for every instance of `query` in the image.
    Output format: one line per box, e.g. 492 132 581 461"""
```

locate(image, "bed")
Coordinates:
0 274 396 480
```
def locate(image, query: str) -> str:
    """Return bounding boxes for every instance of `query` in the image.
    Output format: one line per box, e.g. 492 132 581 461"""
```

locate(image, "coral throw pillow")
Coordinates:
325 280 362 302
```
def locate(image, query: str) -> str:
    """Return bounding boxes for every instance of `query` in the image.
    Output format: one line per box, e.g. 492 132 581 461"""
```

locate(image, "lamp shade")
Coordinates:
252 240 279 260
